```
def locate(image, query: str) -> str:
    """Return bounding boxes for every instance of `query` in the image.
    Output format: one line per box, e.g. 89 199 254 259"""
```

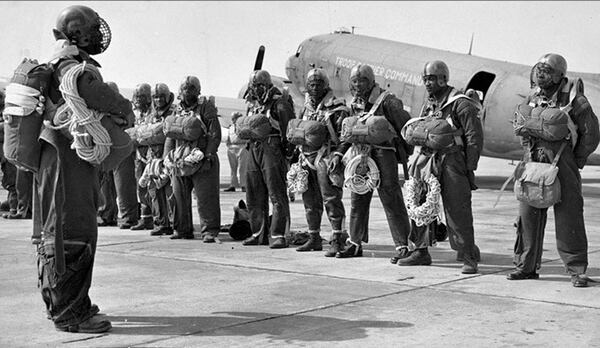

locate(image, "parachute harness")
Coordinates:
47 61 112 165
343 144 380 195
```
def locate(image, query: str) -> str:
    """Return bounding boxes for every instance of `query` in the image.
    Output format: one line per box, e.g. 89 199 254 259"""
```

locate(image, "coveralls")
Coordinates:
297 89 348 236
133 106 154 226
245 87 295 244
98 170 117 224
35 49 133 329
409 86 483 266
226 123 249 189
513 79 595 275
0 157 17 213
141 101 176 231
343 84 412 249
165 96 221 239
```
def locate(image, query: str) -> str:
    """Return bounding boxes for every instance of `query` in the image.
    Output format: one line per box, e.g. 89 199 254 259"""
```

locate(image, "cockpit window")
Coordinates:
295 45 303 58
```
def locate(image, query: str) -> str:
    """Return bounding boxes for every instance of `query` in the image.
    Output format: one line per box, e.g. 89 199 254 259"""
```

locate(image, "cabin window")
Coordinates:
295 45 303 58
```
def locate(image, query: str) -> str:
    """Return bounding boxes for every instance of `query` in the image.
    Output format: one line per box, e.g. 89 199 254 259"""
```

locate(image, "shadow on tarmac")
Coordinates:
104 311 413 340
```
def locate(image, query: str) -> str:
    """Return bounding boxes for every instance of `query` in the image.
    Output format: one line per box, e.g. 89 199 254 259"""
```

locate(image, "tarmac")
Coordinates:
1 145 599 347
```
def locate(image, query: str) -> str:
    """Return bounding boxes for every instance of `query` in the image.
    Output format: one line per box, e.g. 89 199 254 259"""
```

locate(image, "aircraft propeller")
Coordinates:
254 45 265 71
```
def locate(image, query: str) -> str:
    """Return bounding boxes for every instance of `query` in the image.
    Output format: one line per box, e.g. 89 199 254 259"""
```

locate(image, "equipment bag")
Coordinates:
3 58 54 172
163 115 205 141
514 104 570 142
401 117 459 150
286 118 327 149
136 122 166 146
513 142 566 209
235 114 272 140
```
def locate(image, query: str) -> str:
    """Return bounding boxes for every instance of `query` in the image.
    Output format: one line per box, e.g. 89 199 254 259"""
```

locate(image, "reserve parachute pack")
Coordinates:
235 113 272 140
513 104 570 142
401 117 460 150
401 91 472 150
134 122 166 146
286 118 328 150
3 58 54 172
163 115 205 141
340 91 397 145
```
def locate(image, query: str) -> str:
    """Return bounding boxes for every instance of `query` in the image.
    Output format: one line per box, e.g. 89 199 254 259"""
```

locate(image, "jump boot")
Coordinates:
324 233 347 257
296 232 323 252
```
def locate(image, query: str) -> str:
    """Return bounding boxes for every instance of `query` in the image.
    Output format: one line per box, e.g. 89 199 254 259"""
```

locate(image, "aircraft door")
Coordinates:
465 71 496 125
481 73 531 157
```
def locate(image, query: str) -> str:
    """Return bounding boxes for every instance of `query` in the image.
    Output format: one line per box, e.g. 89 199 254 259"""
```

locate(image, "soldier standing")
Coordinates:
164 76 221 242
241 70 295 249
400 61 483 274
335 64 412 259
292 68 349 255
36 5 134 332
508 54 599 287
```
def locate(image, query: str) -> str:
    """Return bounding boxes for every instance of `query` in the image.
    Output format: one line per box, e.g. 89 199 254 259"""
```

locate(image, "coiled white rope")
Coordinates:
287 160 309 194
404 175 442 226
49 61 112 165
342 144 380 195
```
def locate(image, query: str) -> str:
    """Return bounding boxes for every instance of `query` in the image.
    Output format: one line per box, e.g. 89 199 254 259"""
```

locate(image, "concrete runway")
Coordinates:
1 146 599 347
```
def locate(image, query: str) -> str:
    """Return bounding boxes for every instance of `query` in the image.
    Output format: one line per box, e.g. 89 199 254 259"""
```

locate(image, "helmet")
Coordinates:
152 83 171 99
134 83 151 99
249 70 272 87
180 76 201 94
105 81 119 93
536 53 567 83
306 68 330 88
349 64 375 85
423 60 450 84
55 5 111 55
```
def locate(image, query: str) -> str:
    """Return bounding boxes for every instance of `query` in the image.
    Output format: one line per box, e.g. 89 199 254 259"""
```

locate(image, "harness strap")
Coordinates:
358 91 391 123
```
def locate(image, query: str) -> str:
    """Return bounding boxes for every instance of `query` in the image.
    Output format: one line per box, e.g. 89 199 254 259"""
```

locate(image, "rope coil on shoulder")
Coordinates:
47 61 112 165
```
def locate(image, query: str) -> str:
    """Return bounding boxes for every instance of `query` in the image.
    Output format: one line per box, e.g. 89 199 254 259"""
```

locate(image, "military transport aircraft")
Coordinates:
283 29 600 165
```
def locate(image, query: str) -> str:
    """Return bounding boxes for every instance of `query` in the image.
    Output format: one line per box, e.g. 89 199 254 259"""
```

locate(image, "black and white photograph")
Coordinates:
0 1 599 346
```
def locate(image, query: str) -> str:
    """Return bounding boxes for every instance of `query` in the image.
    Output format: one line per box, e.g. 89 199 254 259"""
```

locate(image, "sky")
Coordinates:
1 1 599 98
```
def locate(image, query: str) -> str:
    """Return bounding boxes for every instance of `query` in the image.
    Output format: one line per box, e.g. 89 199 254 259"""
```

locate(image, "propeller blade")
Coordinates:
254 45 265 71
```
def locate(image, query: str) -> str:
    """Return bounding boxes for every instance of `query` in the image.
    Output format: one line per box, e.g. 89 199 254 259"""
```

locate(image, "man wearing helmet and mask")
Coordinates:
143 83 176 236
164 76 221 242
130 83 156 231
400 60 483 274
335 64 412 260
292 68 350 255
241 69 295 249
35 5 134 333
508 54 599 287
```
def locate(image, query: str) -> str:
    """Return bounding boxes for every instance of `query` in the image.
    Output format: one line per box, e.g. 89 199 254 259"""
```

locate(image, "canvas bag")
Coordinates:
513 142 567 209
